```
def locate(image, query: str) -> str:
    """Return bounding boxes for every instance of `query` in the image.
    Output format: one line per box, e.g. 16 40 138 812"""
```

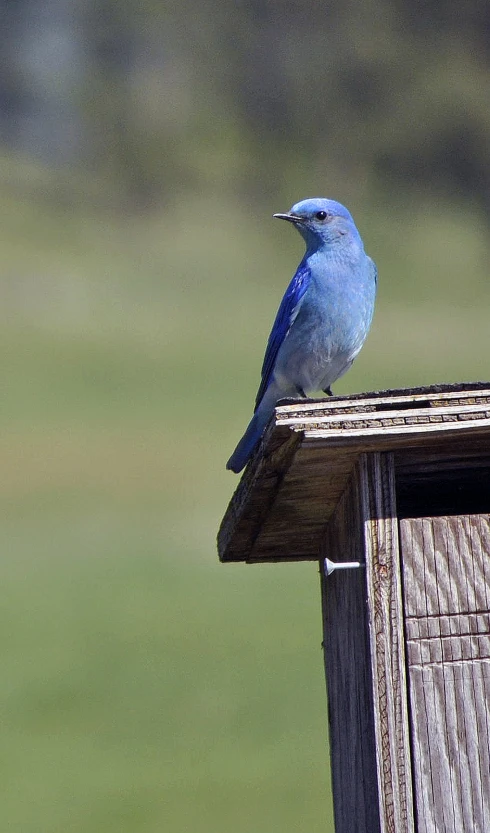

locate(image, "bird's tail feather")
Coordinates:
226 411 265 473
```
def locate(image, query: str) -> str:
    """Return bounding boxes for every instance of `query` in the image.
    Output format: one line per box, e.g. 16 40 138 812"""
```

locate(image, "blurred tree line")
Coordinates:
0 0 489 210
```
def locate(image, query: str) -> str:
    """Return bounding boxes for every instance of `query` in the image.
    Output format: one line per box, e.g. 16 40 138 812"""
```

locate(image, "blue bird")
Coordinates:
227 197 377 473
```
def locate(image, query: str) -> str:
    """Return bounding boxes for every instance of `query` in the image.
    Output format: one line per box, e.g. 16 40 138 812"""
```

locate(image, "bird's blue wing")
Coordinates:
254 260 311 410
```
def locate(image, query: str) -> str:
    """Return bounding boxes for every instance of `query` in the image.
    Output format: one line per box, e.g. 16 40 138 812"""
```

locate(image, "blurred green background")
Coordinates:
1 2 490 831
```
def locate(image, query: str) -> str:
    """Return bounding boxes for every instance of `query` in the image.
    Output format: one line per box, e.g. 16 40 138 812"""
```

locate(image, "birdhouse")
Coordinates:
218 382 490 833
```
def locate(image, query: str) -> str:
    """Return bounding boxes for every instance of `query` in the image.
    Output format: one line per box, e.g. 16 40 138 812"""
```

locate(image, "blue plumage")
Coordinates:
255 260 311 409
227 197 377 473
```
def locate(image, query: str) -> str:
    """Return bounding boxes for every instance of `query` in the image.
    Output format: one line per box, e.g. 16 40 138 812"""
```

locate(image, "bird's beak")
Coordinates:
273 213 305 224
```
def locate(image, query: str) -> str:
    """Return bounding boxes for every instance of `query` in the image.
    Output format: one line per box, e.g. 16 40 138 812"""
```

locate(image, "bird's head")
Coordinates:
274 198 361 249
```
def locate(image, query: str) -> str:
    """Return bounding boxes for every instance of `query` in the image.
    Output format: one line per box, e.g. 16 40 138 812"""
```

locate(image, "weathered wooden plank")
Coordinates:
321 472 381 833
303 415 490 441
276 381 490 419
248 445 359 561
400 515 490 833
359 453 414 833
217 424 301 561
321 453 414 833
278 401 490 427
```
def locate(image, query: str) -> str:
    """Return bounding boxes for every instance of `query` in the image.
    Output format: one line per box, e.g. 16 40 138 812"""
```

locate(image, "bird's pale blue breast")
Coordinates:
254 260 311 410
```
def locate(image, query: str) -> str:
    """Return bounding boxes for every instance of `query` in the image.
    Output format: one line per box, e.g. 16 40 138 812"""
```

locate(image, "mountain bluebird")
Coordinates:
227 197 377 473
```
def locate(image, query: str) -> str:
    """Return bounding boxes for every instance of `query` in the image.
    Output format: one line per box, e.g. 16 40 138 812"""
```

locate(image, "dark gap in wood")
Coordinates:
374 399 432 412
396 467 490 519
393 513 418 823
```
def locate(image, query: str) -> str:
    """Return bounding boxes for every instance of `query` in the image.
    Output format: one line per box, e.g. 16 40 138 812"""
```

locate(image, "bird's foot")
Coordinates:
323 387 333 396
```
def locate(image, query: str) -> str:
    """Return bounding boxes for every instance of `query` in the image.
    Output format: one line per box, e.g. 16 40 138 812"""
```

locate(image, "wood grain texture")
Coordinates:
360 453 415 833
400 515 490 833
321 473 381 833
321 453 414 833
217 423 302 561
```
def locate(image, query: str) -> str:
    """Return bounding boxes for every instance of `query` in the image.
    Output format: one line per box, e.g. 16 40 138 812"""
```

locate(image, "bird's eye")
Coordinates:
315 210 328 221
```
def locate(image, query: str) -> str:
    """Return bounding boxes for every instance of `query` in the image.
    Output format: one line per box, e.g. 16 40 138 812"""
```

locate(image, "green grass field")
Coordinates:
1 178 489 831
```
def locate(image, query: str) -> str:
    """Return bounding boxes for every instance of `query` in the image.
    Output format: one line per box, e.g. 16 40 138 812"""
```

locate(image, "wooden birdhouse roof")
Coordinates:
218 382 490 563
